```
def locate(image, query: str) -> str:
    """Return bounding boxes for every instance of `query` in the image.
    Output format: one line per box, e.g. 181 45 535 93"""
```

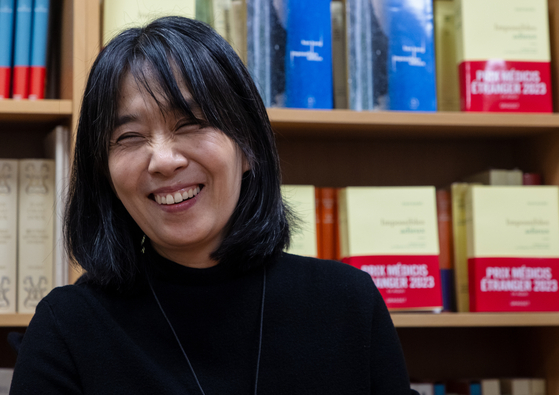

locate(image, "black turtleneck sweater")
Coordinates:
10 250 416 394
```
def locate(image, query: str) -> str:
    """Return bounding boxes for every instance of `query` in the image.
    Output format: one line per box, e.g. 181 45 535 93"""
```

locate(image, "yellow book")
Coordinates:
434 0 459 111
338 186 442 311
281 185 317 258
465 186 559 312
103 0 196 45
451 182 470 312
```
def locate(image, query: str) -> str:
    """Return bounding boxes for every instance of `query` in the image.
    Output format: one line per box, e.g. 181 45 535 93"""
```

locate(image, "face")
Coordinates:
108 72 249 268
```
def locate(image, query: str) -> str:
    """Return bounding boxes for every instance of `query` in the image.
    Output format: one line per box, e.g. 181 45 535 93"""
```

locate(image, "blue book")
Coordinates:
434 383 445 395
246 0 286 107
284 0 332 109
384 0 437 111
12 0 33 99
469 383 481 395
0 0 15 98
440 268 455 312
29 0 50 99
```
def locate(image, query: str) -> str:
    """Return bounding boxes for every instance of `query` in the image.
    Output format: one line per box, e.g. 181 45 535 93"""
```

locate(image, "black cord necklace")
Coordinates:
143 239 266 395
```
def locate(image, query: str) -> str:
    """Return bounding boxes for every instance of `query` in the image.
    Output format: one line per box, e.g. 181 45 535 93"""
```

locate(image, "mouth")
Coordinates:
151 185 203 205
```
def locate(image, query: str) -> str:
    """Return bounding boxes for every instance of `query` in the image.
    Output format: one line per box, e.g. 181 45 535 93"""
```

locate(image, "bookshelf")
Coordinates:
2 0 559 392
0 0 100 368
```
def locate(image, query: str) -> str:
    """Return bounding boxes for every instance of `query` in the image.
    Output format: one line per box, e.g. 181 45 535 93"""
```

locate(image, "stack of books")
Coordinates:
0 0 52 100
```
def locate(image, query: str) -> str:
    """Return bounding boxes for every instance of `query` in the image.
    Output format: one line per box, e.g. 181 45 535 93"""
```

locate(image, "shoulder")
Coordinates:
270 253 379 304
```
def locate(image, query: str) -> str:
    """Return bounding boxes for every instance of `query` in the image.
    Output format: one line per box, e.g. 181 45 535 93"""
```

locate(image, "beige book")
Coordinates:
212 0 232 40
103 0 196 44
451 183 470 312
481 379 501 395
338 187 439 258
44 126 70 287
331 1 347 109
281 185 317 257
0 368 13 395
0 160 18 313
17 159 55 313
463 169 523 186
465 186 559 258
454 0 550 63
434 0 459 111
229 0 247 63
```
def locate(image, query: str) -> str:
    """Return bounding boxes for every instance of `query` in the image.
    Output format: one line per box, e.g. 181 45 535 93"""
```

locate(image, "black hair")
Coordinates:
64 16 292 289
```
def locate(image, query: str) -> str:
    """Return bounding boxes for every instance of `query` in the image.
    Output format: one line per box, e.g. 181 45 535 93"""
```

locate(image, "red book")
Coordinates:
320 188 336 260
315 187 323 259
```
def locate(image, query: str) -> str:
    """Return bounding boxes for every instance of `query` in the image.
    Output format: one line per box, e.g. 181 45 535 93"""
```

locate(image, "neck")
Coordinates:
151 242 219 269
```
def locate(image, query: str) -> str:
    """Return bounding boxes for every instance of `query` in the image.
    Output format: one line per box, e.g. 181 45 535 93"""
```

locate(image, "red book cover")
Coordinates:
320 187 336 260
315 187 323 259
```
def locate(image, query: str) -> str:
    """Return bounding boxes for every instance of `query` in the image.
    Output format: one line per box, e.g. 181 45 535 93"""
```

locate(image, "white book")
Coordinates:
481 379 501 395
331 1 347 109
410 383 434 395
0 160 18 313
0 368 13 395
18 159 55 313
44 126 70 287
281 185 317 258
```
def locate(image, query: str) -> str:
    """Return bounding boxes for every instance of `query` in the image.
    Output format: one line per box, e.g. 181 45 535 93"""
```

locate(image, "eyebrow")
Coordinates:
114 114 140 129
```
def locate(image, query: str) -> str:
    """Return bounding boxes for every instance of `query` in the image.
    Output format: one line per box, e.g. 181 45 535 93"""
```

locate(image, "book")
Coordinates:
281 185 317 257
434 0 460 111
315 187 323 258
436 189 455 311
12 0 33 99
284 0 333 109
319 187 337 260
501 378 545 395
103 0 196 45
465 186 559 312
339 186 443 311
211 0 231 40
451 183 470 312
44 126 70 287
29 0 50 100
523 173 542 186
228 0 247 63
0 0 15 99
0 160 18 313
463 169 523 186
195 0 213 25
0 368 13 395
454 0 552 112
481 379 501 395
17 159 55 313
331 1 347 109
246 0 286 107
411 383 434 395
345 0 387 110
385 0 437 111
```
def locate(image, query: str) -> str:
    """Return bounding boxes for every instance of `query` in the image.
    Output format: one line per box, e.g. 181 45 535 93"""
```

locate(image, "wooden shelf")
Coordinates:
0 314 33 327
0 100 73 122
269 108 559 138
392 312 559 327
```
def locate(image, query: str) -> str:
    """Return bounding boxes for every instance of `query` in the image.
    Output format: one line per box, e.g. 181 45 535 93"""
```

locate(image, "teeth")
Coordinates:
155 186 201 205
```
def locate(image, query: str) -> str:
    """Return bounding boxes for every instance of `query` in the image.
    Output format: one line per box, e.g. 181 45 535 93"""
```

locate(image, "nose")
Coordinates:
147 137 188 176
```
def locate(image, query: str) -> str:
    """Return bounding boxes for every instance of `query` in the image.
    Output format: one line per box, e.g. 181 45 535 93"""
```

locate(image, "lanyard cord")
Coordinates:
146 262 267 395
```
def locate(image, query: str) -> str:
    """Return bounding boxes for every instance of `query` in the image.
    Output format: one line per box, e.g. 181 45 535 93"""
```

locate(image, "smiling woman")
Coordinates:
9 16 418 395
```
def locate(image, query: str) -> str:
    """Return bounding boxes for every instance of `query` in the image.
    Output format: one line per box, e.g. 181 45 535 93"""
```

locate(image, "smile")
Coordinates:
154 186 202 205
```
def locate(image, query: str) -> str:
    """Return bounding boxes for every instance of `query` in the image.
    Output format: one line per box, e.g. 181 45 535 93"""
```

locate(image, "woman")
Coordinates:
11 16 416 394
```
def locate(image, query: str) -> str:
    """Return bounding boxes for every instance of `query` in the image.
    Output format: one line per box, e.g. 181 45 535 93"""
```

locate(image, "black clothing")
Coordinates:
11 250 415 394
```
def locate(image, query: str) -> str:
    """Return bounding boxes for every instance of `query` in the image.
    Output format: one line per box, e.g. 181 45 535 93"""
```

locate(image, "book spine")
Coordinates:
434 0 460 111
195 0 213 25
386 0 437 111
315 187 323 259
284 0 333 109
0 0 15 99
345 0 365 110
330 0 347 109
12 0 33 99
18 159 55 313
212 0 231 40
29 0 49 100
320 187 336 260
0 160 18 313
229 0 247 63
451 183 470 312
437 189 455 311
246 0 286 107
